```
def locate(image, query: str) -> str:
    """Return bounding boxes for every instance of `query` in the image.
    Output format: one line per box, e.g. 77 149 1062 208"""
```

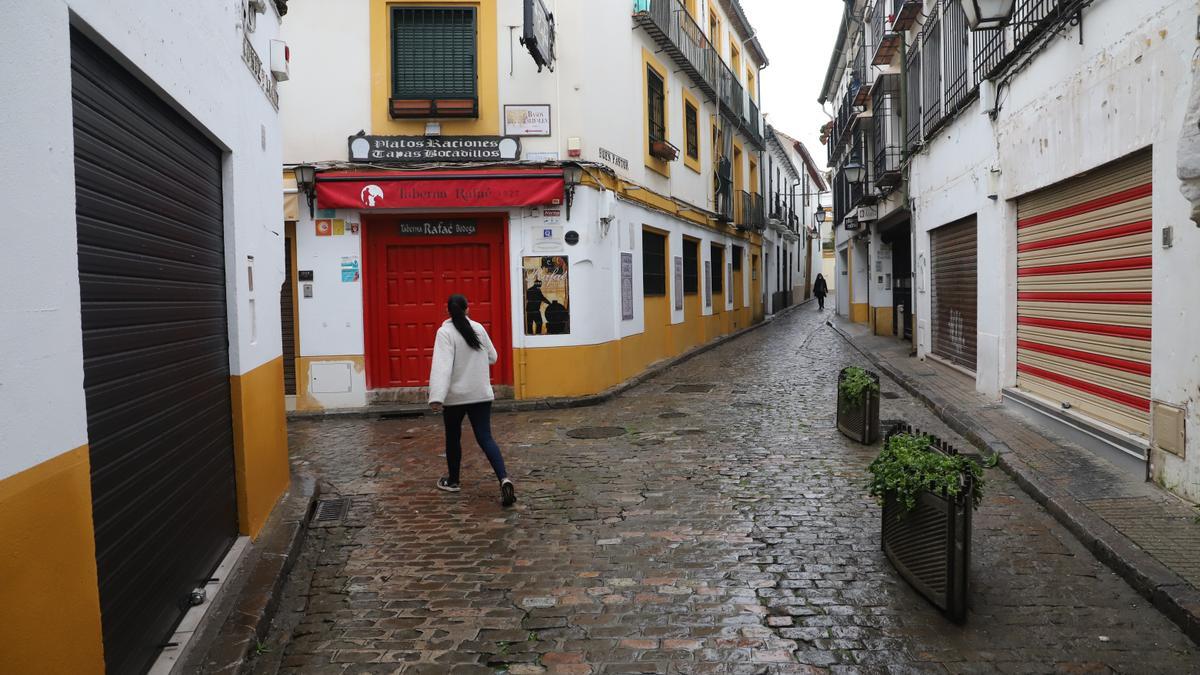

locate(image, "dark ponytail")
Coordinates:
447 294 483 350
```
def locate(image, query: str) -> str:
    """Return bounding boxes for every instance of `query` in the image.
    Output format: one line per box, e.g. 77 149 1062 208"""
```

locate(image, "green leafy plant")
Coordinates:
867 432 997 513
839 366 880 401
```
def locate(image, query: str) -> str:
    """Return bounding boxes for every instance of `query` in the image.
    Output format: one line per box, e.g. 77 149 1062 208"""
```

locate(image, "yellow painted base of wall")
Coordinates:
230 357 291 539
873 307 895 337
851 303 870 324
0 446 104 674
515 295 761 400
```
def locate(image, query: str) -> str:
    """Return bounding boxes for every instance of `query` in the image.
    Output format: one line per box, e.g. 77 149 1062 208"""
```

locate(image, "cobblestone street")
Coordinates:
263 307 1198 674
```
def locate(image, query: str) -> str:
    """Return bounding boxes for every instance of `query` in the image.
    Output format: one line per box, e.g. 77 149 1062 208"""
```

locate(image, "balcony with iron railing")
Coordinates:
852 41 873 108
871 73 903 191
735 190 766 230
892 0 922 31
633 0 719 99
869 0 903 66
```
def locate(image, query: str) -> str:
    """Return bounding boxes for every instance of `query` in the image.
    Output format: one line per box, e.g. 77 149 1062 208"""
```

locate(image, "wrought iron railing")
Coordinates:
943 0 973 114
921 17 943 137
633 0 719 98
872 74 904 189
972 27 1007 83
905 41 922 152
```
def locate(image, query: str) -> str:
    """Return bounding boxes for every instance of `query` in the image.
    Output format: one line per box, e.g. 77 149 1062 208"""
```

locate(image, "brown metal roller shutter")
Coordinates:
281 234 297 395
71 29 237 675
1016 150 1152 440
930 217 978 371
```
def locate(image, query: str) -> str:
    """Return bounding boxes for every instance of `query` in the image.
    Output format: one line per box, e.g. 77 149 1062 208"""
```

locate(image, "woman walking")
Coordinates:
813 273 829 311
428 294 516 507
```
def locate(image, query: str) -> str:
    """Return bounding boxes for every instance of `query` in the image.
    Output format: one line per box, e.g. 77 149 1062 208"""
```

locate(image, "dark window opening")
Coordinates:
642 230 667 296
683 239 699 294
648 67 666 143
711 244 725 295
390 7 478 118
684 100 699 160
732 245 743 271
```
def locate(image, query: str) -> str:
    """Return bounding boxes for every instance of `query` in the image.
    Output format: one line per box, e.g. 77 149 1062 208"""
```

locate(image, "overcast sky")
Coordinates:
742 0 845 173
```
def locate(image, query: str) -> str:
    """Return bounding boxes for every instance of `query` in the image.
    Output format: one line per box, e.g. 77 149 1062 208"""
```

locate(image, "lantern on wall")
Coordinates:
960 0 1016 30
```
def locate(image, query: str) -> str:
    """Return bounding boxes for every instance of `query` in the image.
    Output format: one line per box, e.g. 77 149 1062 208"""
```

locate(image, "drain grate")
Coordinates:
658 412 689 419
881 391 901 399
566 427 627 439
311 498 349 526
669 384 716 393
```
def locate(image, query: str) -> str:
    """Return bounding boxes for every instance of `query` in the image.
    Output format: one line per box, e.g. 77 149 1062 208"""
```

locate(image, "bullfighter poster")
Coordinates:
523 255 570 335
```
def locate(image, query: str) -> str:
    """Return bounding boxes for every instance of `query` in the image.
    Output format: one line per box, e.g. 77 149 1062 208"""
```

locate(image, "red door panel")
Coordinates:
365 216 511 389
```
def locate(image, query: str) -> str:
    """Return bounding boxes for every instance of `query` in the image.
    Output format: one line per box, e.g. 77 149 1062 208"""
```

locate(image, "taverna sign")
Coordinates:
348 133 522 163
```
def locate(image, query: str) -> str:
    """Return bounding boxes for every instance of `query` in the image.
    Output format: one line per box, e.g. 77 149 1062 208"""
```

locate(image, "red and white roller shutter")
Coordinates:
1015 150 1152 439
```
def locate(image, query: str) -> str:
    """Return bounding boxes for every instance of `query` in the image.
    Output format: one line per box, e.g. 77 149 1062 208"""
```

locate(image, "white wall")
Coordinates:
0 0 284 478
908 0 1199 496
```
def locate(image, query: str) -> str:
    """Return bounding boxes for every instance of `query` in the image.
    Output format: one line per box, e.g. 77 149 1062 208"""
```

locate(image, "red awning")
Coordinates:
315 168 565 210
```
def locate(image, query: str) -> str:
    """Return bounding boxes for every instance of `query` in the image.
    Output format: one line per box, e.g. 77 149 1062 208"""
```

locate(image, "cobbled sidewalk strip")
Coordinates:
830 318 1200 646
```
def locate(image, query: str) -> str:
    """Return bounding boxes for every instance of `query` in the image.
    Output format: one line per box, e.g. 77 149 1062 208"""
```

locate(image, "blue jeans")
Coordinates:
443 401 508 484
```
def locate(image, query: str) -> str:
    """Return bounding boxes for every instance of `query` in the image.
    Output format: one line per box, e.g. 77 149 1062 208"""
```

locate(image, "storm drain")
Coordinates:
310 498 349 527
658 412 689 419
669 384 716 393
566 427 627 439
881 391 901 399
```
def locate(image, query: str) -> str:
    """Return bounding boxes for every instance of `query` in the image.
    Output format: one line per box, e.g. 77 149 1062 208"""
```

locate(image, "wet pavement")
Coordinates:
260 307 1198 674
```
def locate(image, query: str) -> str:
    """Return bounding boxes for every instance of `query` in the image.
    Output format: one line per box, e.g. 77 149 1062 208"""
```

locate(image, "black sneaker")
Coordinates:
500 479 516 507
437 477 461 493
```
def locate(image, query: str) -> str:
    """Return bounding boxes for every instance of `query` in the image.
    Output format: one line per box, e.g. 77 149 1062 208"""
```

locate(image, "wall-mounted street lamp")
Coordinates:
563 163 584 221
843 161 866 184
815 206 827 224
293 164 317 218
960 0 1016 30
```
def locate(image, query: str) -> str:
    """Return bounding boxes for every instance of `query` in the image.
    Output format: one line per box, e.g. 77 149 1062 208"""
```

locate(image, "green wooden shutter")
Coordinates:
391 7 477 100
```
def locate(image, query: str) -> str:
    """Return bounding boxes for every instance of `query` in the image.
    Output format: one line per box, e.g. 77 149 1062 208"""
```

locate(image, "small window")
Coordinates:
647 67 666 143
684 101 699 161
391 7 478 118
642 230 667 296
732 245 743 271
683 239 699 294
711 244 724 295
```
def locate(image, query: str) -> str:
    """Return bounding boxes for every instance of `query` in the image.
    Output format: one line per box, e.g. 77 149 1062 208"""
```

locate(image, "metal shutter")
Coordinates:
930 217 978 371
1016 150 1152 439
392 7 477 98
71 30 237 675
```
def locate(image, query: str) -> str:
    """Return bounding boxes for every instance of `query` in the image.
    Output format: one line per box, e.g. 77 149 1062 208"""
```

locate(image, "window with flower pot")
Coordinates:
389 7 478 119
643 51 674 174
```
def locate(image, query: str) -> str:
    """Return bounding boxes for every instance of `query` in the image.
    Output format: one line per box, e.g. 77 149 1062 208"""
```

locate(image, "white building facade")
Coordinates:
824 0 1200 501
0 0 292 672
281 0 774 409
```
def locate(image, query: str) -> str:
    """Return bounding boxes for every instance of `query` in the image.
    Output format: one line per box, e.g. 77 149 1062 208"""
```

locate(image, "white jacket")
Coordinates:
428 319 498 406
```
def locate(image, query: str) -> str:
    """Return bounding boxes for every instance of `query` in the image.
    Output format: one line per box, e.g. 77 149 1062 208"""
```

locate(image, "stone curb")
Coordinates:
288 299 815 421
828 320 1200 645
192 473 321 673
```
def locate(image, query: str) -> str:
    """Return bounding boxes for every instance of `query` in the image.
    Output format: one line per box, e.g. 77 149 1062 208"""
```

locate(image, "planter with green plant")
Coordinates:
837 366 880 444
867 423 997 623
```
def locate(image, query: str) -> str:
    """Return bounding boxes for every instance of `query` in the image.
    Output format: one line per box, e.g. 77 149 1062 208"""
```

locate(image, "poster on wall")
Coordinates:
620 253 634 321
674 256 684 311
340 257 360 283
504 105 552 136
704 261 712 308
522 255 569 335
727 262 733 307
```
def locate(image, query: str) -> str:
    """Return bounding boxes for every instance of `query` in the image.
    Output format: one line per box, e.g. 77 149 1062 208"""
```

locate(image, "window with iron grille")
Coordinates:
391 8 477 107
685 100 699 160
972 27 1007 83
711 244 724 294
872 74 903 185
1013 0 1058 49
905 42 922 151
683 238 699 294
648 67 666 143
943 0 972 114
921 13 943 136
643 230 667 296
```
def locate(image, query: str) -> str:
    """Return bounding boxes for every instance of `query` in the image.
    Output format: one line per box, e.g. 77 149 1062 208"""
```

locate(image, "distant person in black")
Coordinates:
545 300 569 334
813 273 829 311
525 280 551 334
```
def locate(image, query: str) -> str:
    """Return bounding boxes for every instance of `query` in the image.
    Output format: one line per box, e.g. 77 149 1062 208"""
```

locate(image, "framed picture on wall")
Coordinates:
522 256 569 335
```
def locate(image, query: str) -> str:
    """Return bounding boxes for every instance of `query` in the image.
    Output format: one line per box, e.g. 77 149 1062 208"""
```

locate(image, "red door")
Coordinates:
364 216 511 389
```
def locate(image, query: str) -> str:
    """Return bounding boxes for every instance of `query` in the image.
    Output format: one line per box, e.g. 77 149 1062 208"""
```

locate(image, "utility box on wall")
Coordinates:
1152 401 1187 459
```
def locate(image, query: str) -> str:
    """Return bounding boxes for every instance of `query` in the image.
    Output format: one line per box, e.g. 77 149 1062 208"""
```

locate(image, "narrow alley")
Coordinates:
261 307 1197 674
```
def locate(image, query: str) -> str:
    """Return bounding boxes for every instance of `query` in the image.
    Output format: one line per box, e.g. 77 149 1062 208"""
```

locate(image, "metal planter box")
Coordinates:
836 368 880 444
879 423 974 624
